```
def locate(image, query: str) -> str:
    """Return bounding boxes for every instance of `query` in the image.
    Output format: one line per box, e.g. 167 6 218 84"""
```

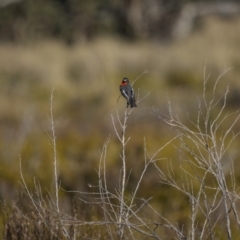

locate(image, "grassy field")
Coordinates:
1 16 240 239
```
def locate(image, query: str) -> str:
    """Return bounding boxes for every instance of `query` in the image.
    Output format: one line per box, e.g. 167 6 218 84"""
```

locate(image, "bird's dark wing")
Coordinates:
121 88 129 100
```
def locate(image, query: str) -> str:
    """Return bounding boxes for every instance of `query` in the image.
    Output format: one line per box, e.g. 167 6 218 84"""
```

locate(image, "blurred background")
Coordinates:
1 0 240 236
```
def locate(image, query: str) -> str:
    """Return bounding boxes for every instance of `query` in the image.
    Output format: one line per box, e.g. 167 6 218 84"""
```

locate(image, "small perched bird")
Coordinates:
119 77 137 108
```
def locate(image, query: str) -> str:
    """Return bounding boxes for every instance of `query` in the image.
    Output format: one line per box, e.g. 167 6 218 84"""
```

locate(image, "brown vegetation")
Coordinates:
1 17 240 239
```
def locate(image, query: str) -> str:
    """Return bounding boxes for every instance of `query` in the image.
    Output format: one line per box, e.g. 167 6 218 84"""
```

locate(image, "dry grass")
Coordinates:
0 17 239 111
1 16 240 239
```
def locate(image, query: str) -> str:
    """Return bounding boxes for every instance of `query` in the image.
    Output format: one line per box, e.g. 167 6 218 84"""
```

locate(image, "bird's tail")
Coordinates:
130 97 137 108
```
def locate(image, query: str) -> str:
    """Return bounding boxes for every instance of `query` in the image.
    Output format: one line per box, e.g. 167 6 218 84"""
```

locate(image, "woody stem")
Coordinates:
118 108 129 239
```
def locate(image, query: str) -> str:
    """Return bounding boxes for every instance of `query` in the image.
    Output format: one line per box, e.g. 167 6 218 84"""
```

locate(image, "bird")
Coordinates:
119 77 137 108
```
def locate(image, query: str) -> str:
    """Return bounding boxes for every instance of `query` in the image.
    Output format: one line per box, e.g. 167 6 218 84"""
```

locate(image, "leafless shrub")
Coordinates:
4 67 240 239
153 65 240 239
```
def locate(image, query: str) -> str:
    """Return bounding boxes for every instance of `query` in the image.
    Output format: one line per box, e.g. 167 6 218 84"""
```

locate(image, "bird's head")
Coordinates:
122 78 129 84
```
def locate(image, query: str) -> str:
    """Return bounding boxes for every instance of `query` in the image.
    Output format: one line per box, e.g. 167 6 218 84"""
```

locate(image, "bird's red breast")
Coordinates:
120 82 128 86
